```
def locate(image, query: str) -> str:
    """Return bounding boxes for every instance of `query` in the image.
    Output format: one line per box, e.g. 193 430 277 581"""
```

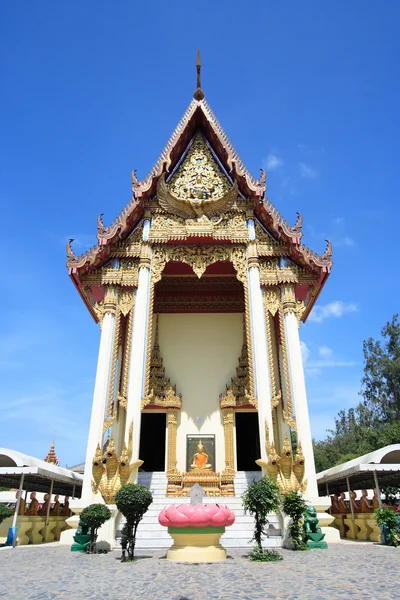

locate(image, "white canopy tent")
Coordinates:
316 444 400 500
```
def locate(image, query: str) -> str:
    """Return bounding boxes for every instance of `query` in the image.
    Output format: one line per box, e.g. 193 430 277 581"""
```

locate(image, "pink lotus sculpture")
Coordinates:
158 503 235 562
159 503 235 528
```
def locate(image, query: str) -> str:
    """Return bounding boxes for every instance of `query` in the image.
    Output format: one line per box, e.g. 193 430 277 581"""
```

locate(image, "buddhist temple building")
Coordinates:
66 53 335 545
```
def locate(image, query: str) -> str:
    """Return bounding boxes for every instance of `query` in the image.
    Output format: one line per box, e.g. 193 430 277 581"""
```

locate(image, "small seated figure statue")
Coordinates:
25 492 39 515
329 494 340 514
38 493 50 516
360 489 373 513
51 495 60 516
190 441 212 470
337 491 350 514
14 491 25 515
350 491 361 513
61 496 70 516
303 505 327 549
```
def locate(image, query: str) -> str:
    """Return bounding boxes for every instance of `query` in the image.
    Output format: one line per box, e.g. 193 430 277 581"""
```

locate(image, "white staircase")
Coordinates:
116 471 283 549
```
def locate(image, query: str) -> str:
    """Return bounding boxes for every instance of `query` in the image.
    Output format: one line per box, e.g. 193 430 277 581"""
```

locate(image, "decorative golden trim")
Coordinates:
278 304 297 431
243 285 255 397
142 315 182 410
151 244 248 284
144 282 155 396
148 212 248 244
104 303 121 432
118 303 134 409
119 289 134 316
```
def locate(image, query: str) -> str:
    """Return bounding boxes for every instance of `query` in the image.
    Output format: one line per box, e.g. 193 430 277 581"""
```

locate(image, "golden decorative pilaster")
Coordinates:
222 409 235 472
221 408 235 496
166 409 179 474
118 301 134 410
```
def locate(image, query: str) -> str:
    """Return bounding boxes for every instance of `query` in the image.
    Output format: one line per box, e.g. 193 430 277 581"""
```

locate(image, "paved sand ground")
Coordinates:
0 544 399 600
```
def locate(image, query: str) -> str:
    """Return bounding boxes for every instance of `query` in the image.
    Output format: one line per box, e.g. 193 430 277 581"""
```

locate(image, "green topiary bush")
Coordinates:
242 475 282 561
0 504 13 525
115 483 153 561
80 504 111 553
282 490 308 550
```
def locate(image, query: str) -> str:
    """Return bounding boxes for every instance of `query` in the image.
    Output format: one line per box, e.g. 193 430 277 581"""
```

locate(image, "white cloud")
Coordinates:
319 345 333 358
266 154 283 171
308 301 357 323
299 162 318 179
300 340 311 364
335 235 355 247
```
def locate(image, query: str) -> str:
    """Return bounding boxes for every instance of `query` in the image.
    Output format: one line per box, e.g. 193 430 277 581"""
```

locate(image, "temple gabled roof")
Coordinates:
67 58 333 321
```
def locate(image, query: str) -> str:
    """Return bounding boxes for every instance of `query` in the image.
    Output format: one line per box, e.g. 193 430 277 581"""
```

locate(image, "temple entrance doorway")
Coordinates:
139 413 166 472
235 412 261 471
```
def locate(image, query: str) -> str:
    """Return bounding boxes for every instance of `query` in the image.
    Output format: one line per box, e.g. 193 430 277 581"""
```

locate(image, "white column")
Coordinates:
82 296 116 499
282 295 318 497
125 220 152 472
247 219 274 460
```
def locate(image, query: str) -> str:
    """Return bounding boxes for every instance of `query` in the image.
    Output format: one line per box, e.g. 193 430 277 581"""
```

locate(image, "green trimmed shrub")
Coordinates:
282 491 308 550
115 483 153 561
375 507 400 547
80 504 111 553
0 504 13 525
242 476 281 552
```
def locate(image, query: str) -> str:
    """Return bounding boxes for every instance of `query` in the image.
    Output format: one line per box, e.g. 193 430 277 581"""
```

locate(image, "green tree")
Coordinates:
313 315 400 473
115 483 153 561
80 504 111 553
282 491 308 550
361 315 400 423
242 476 281 553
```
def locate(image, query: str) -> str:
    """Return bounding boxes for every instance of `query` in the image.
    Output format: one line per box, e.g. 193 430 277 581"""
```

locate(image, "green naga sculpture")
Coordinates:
303 506 327 549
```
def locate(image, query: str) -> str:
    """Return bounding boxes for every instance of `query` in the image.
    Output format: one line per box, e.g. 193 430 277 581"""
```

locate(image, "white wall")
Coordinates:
158 314 242 473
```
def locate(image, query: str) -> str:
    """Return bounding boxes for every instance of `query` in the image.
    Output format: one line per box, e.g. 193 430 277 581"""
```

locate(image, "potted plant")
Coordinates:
80 504 111 553
242 475 282 562
115 483 153 561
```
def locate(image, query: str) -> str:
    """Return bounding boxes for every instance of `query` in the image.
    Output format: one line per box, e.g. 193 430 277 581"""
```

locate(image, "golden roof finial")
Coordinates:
194 49 205 101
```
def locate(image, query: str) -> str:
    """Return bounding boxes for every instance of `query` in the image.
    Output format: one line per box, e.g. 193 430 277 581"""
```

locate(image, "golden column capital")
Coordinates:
281 284 296 316
103 285 117 315
247 240 259 268
139 242 151 270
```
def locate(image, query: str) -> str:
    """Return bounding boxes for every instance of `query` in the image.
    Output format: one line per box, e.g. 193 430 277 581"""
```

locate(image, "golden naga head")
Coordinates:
281 435 293 461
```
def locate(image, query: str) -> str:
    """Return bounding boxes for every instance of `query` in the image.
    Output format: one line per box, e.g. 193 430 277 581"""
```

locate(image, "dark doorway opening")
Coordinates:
235 412 261 471
139 413 166 472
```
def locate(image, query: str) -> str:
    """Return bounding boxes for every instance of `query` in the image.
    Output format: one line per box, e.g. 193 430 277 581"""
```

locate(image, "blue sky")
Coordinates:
1 2 400 466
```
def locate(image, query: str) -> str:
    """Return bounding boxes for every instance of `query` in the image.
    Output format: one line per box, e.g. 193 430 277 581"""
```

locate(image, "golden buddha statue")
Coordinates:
190 441 212 470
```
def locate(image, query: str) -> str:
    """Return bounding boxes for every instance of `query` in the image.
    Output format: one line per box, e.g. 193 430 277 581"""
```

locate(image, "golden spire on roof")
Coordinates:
44 440 60 467
194 49 205 101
